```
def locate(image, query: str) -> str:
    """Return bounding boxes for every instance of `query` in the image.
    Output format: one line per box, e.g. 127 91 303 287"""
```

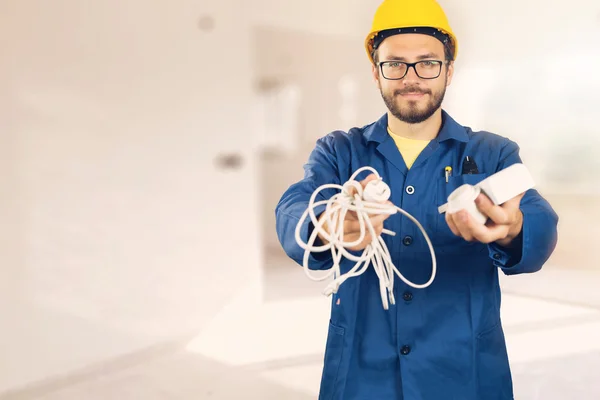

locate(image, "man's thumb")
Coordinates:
361 174 378 188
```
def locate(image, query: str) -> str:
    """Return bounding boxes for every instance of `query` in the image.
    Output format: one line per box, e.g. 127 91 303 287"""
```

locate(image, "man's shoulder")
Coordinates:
317 120 379 149
444 111 516 148
459 126 522 172
464 126 519 150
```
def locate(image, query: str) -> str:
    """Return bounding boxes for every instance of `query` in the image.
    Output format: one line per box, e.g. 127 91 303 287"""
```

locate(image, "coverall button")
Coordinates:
400 345 411 355
403 291 413 301
405 185 415 195
402 235 413 246
493 253 502 260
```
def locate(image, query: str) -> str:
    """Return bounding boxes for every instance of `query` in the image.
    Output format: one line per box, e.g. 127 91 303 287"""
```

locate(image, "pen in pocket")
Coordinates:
445 166 452 183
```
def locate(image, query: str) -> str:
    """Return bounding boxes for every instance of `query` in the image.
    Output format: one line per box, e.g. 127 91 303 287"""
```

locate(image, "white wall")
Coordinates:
0 89 22 302
0 0 262 392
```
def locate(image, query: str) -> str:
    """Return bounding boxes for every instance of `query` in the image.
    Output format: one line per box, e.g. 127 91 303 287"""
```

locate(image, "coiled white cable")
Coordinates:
294 166 437 310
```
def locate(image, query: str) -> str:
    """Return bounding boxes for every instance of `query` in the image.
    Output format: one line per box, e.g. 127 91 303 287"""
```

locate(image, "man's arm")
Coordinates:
487 140 559 274
445 139 559 274
275 135 341 270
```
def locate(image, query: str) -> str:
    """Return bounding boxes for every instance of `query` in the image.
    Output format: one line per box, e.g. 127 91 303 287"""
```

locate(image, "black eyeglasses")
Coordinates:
379 60 444 80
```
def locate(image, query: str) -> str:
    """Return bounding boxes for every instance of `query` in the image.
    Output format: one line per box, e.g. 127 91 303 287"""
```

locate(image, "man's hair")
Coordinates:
372 39 455 65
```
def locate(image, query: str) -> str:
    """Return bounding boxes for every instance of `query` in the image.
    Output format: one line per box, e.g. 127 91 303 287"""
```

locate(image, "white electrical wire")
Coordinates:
294 166 437 310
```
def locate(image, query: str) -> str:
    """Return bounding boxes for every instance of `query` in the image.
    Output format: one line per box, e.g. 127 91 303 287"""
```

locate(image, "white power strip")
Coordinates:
438 163 535 224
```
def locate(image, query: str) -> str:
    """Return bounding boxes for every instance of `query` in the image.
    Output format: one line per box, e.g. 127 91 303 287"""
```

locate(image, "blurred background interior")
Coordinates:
1 0 599 399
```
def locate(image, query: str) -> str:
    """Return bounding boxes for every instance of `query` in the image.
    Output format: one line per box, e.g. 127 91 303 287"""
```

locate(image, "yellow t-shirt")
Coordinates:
387 127 430 169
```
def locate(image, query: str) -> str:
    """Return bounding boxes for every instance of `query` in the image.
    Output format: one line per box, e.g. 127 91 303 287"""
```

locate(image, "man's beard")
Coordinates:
380 83 446 124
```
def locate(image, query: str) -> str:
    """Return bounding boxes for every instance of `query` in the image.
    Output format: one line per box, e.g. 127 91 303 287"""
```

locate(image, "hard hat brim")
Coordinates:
365 27 458 64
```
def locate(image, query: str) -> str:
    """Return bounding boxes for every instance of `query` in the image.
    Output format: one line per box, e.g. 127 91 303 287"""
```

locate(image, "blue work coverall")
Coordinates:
275 110 559 400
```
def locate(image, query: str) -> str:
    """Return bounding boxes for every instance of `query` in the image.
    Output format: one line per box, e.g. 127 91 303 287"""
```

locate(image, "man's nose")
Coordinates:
403 65 420 84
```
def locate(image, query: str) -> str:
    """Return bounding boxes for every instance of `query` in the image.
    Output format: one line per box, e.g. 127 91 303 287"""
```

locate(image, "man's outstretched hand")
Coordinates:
317 174 392 251
445 191 525 247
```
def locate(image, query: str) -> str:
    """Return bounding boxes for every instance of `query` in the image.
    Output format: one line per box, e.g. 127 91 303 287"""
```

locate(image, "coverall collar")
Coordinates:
364 110 470 144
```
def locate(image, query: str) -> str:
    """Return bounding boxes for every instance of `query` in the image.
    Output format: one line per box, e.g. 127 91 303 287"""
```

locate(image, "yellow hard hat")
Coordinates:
365 0 458 64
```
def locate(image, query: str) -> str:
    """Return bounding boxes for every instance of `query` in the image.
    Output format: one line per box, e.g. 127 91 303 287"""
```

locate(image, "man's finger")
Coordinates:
345 182 361 198
373 223 384 236
501 192 525 211
345 174 378 201
445 212 460 236
472 223 510 244
345 233 371 251
474 194 510 225
451 211 475 241
459 212 511 243
345 209 359 220
360 174 379 189
343 212 388 234
366 213 390 229
343 218 361 234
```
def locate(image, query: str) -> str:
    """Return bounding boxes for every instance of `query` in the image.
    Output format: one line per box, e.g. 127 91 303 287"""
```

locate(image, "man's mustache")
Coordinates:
395 88 431 95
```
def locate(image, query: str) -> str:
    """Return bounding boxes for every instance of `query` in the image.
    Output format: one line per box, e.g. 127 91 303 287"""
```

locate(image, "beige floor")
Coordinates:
3 251 600 400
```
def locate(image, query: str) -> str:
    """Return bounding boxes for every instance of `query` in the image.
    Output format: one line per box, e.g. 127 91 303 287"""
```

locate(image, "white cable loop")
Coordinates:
294 166 437 310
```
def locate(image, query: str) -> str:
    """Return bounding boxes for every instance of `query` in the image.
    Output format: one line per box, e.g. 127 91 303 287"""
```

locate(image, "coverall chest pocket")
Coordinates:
435 173 489 249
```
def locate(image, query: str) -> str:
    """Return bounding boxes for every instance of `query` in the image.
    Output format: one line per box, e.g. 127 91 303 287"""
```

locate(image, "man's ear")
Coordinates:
372 62 380 86
445 61 454 87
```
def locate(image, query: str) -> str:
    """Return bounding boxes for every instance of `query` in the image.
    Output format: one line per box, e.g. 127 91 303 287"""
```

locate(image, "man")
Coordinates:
275 0 559 399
